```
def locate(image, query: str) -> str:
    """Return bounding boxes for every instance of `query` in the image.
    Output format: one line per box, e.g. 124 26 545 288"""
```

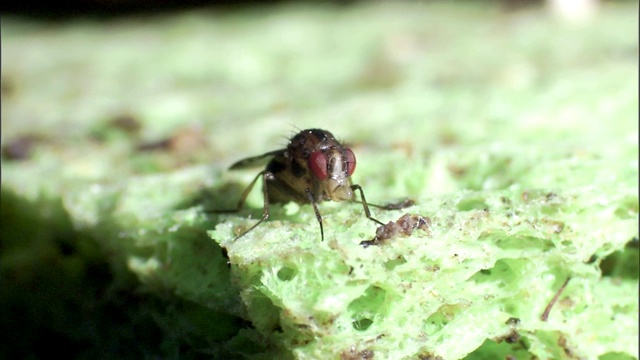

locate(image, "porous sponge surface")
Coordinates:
211 184 637 359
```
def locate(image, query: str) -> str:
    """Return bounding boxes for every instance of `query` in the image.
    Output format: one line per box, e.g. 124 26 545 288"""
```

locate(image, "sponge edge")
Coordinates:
209 187 638 359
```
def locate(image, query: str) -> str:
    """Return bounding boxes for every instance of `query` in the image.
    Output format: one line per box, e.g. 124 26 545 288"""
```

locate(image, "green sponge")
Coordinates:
209 183 638 359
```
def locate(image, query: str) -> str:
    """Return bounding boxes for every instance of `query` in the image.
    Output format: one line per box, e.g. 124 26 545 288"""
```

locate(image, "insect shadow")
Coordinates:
204 129 414 242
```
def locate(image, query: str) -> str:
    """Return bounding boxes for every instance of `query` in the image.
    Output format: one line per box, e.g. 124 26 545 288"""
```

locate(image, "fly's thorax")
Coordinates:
287 129 331 158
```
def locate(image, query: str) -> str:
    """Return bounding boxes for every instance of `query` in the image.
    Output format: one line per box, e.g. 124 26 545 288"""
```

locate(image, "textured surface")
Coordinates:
1 2 638 359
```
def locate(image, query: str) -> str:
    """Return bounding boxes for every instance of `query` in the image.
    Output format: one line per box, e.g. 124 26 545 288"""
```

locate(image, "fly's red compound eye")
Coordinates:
345 148 356 176
309 151 328 180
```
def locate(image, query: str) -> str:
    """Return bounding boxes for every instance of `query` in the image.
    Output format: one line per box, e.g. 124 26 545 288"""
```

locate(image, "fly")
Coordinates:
210 128 413 241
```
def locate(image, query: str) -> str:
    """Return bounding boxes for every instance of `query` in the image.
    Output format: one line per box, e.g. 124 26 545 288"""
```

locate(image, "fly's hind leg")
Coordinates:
350 186 414 212
351 184 415 226
206 170 274 241
368 198 415 210
351 184 386 226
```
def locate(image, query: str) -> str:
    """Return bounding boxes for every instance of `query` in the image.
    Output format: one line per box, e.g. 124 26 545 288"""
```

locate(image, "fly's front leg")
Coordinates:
351 184 385 226
305 188 324 241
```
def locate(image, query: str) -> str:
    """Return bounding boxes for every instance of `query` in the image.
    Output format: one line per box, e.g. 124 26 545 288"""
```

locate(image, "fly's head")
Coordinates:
309 144 356 201
287 129 357 202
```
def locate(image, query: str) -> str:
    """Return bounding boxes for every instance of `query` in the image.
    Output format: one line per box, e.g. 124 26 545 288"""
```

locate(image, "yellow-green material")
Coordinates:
1 2 638 359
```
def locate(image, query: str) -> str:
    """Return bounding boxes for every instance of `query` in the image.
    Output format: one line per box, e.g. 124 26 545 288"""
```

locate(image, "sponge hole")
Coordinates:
348 285 388 331
352 318 374 331
277 266 297 281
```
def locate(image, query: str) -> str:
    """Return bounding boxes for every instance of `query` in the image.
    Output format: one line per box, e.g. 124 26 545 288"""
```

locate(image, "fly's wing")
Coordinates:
229 149 285 170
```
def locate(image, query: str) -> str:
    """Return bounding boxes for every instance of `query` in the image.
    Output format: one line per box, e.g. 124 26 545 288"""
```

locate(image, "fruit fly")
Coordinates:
211 128 413 241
